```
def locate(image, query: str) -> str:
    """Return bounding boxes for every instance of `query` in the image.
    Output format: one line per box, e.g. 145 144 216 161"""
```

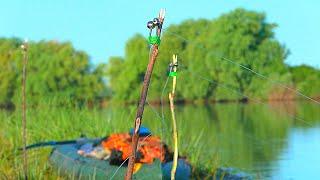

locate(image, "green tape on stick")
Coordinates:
169 72 177 77
148 36 161 45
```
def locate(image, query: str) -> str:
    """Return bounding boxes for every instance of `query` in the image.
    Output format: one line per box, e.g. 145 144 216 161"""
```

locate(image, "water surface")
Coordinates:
108 101 320 179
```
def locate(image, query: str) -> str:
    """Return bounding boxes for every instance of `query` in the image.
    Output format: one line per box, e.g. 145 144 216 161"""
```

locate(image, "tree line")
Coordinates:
0 8 319 107
107 8 320 103
0 38 108 107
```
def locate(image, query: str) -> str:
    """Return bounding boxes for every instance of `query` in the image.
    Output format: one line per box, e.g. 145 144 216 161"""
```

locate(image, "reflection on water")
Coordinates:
107 101 320 179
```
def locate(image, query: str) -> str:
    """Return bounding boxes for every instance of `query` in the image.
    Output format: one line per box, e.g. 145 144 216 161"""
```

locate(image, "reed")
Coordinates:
168 54 178 179
21 40 28 180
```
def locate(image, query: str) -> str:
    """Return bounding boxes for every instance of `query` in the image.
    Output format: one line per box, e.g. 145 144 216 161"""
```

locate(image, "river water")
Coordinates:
108 101 319 179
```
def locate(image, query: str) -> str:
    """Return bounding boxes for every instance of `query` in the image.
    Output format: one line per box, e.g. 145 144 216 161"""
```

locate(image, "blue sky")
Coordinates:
1 0 319 67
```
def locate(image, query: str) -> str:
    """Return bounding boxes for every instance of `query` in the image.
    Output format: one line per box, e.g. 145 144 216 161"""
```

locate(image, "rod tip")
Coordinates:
159 8 166 19
21 39 28 51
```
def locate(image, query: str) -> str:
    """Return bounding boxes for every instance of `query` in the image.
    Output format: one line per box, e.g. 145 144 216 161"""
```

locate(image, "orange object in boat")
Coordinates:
101 133 166 164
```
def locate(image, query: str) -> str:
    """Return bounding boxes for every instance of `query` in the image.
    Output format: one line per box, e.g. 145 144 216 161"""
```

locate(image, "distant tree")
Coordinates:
0 38 108 106
202 9 290 99
106 34 149 102
0 38 21 107
290 65 320 97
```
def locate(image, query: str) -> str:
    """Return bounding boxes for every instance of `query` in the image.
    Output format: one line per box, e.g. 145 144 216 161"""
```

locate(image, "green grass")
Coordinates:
0 102 220 179
2 101 318 179
0 106 110 179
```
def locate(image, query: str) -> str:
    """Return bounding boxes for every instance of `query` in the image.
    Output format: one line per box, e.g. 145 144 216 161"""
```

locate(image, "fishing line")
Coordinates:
111 70 170 179
160 63 313 149
145 68 254 178
146 94 257 178
178 65 313 127
147 73 171 177
109 133 152 180
146 100 169 134
162 30 320 106
145 100 166 179
220 56 320 105
51 134 155 180
146 40 170 132
179 69 315 169
160 76 170 129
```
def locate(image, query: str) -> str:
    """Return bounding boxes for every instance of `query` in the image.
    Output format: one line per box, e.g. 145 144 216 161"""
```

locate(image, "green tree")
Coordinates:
106 34 149 102
107 8 295 103
290 65 320 97
0 38 21 107
0 38 108 106
203 9 290 99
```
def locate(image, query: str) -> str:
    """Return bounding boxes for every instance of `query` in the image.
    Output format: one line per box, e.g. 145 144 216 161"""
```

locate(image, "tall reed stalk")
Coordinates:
21 40 28 179
169 55 178 180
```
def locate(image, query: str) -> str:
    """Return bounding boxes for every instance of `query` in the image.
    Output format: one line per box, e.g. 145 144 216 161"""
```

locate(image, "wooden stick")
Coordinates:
21 40 28 180
125 9 165 180
169 55 178 180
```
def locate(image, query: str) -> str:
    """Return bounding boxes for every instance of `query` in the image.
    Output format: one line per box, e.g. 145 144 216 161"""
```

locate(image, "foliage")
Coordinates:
290 65 320 97
0 38 108 106
0 38 21 106
107 8 309 103
106 34 149 102
1 8 319 105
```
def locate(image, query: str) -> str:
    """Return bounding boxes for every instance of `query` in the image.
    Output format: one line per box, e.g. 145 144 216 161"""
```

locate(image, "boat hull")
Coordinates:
49 139 191 179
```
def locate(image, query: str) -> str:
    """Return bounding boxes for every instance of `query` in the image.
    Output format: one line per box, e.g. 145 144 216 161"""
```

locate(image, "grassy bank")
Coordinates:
0 106 112 179
0 104 219 179
2 100 318 179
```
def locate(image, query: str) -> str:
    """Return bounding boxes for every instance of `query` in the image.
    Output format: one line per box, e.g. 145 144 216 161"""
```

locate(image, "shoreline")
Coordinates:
1 96 318 110
106 96 319 107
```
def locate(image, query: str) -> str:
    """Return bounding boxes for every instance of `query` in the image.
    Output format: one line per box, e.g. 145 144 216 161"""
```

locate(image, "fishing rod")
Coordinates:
125 9 166 180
